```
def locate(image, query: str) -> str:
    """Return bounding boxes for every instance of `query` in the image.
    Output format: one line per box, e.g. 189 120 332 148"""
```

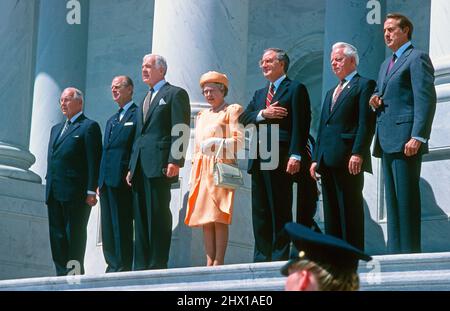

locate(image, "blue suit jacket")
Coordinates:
373 45 436 157
239 77 311 173
45 114 102 203
98 103 137 188
313 74 376 173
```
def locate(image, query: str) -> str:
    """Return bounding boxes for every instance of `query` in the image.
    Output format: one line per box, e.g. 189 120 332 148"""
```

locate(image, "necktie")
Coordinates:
265 83 275 108
143 88 154 122
331 79 346 111
109 108 123 142
59 120 71 139
386 54 397 75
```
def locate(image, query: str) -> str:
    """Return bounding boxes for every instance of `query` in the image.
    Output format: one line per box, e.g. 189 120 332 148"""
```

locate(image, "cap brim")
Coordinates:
280 258 297 276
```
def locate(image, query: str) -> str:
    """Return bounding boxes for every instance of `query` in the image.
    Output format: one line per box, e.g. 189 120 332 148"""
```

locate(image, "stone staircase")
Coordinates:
0 252 449 291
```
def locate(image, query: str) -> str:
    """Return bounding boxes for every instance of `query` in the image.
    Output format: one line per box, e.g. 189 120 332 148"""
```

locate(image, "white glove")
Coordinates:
201 137 224 155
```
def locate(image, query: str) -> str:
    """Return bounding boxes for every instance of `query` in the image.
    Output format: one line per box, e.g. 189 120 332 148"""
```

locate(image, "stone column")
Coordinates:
0 0 54 279
429 0 450 149
322 0 386 92
151 0 251 267
321 0 387 254
418 0 450 251
0 0 40 183
29 0 90 180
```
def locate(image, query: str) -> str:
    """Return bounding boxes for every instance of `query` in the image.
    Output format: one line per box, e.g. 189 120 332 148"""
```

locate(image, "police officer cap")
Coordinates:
280 222 372 276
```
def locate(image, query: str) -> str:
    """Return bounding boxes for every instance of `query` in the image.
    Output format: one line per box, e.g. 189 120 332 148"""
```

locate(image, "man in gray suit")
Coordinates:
369 13 436 253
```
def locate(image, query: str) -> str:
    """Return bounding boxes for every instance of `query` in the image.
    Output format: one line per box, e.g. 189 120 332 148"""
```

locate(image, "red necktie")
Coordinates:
266 83 275 108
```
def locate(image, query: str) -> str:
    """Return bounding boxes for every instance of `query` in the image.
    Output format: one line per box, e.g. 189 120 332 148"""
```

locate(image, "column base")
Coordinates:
0 142 42 183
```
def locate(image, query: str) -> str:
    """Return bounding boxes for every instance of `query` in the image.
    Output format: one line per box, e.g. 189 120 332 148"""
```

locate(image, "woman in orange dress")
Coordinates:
185 71 243 266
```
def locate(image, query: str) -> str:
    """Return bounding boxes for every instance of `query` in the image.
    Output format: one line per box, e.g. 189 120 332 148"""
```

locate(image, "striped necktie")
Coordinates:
331 79 346 111
59 120 71 138
265 83 275 108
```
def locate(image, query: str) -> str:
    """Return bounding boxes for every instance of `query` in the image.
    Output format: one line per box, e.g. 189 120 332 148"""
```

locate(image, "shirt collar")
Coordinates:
69 111 83 123
151 79 166 92
343 71 357 83
271 75 286 91
394 41 412 59
121 100 134 114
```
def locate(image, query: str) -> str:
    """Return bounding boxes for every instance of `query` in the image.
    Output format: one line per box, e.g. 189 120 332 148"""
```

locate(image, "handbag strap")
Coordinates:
214 138 226 160
214 138 236 161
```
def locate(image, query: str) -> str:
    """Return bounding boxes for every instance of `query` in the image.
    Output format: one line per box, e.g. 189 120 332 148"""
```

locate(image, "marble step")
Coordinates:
0 252 449 291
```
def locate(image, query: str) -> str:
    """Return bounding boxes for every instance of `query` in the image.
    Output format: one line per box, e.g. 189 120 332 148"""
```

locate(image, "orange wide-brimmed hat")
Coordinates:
199 71 229 89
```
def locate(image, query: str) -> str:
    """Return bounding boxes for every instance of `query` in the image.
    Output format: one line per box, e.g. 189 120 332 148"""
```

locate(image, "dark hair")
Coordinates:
264 48 290 72
386 13 414 40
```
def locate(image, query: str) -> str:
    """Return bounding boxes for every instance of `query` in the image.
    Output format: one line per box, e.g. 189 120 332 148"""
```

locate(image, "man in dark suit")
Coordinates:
46 87 102 276
126 54 190 270
239 48 316 262
98 76 137 272
310 42 376 251
369 14 436 254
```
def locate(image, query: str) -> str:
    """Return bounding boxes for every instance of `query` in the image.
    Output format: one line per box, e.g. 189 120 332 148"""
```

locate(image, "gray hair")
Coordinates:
332 42 359 66
143 54 168 76
64 87 84 104
264 48 290 72
202 82 228 97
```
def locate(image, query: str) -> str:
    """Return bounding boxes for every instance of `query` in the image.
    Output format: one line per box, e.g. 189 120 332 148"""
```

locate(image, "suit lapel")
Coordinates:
53 115 84 149
271 78 290 105
327 74 359 121
104 118 113 146
322 89 333 121
381 45 413 94
108 103 136 145
143 83 169 128
51 123 65 149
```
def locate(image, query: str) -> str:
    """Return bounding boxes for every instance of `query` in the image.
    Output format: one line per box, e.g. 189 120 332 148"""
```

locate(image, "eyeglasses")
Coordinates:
259 58 279 67
202 88 221 95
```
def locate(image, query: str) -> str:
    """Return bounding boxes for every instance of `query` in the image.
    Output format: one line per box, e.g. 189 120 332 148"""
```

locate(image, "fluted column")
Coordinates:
151 0 251 267
0 0 40 183
29 0 89 181
152 0 249 113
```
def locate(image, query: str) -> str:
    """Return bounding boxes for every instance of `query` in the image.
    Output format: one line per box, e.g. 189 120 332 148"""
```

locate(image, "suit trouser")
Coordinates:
132 165 172 270
295 159 319 229
251 160 293 262
47 193 91 276
100 184 133 272
382 152 422 253
320 165 365 250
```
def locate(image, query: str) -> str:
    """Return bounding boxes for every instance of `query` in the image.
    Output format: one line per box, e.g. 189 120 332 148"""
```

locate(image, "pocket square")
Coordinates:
124 122 134 126
158 98 167 106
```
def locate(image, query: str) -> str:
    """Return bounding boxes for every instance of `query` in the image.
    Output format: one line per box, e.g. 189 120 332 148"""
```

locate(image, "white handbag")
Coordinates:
212 139 243 189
